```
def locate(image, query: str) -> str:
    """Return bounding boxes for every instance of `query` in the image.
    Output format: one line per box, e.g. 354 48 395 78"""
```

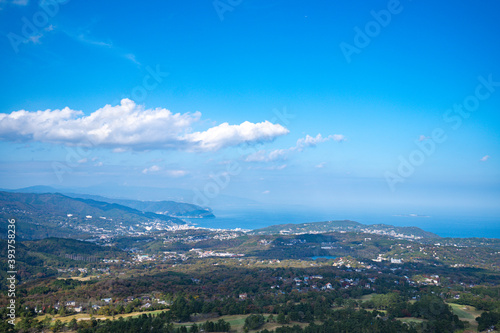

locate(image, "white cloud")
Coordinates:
142 165 161 174
60 26 144 67
185 120 289 151
262 190 270 194
316 162 326 168
393 214 430 218
245 133 345 163
245 148 287 162
124 53 141 66
75 32 113 48
249 164 287 171
273 164 287 170
0 99 288 152
28 34 43 44
142 166 189 177
16 24 55 46
296 134 345 150
480 155 490 162
165 170 188 177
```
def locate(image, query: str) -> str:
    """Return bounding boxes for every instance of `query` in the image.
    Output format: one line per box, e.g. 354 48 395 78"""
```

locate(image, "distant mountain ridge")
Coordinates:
0 191 187 240
64 194 215 218
1 184 259 210
250 220 439 239
3 186 215 218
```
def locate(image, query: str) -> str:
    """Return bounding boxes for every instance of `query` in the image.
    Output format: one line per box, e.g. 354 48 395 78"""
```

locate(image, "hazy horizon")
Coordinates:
2 183 499 239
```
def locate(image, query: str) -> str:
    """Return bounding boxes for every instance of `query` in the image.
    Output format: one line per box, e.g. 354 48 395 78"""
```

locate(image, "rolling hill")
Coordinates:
0 191 187 240
3 186 215 218
0 237 128 285
249 220 439 239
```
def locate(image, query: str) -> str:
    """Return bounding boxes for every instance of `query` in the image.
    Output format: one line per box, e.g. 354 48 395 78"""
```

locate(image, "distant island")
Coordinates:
250 220 439 240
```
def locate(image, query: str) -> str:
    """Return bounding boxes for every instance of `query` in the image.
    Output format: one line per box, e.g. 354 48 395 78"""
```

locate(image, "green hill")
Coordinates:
4 185 215 218
0 237 127 286
0 191 186 240
63 193 215 218
250 220 439 239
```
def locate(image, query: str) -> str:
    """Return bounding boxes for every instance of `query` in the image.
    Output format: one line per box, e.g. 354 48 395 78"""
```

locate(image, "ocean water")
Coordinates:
185 209 500 239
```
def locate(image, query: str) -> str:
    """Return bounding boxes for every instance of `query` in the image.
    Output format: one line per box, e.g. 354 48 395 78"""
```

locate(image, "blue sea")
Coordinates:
185 208 500 239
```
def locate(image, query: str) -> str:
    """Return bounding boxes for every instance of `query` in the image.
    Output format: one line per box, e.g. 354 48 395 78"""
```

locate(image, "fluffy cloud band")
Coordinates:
0 99 289 151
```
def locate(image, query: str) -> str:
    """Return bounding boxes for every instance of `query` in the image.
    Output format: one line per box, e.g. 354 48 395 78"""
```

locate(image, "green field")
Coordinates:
37 312 309 332
448 302 482 330
31 309 170 324
397 317 427 324
172 314 310 332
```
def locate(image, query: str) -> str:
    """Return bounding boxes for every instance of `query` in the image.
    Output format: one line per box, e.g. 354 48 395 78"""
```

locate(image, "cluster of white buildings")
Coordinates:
189 248 244 258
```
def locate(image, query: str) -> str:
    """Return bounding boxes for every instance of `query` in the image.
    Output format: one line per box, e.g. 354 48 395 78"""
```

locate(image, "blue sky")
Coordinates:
0 0 499 220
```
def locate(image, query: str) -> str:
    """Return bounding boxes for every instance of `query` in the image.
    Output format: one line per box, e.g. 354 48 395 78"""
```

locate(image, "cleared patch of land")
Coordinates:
354 293 376 301
397 317 427 324
31 309 170 324
448 302 482 330
57 276 100 281
172 314 309 332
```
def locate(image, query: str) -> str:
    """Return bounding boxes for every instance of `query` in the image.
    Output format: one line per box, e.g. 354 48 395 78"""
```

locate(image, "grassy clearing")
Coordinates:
448 303 481 321
173 314 248 331
172 314 309 332
33 309 170 324
173 314 261 332
448 302 482 331
353 293 376 301
57 276 99 281
397 317 427 324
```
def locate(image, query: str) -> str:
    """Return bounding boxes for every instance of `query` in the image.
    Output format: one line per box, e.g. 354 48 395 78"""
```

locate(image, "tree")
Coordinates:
41 315 52 329
476 311 500 332
52 319 65 332
277 312 289 324
244 314 265 330
68 318 78 331
58 305 67 316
